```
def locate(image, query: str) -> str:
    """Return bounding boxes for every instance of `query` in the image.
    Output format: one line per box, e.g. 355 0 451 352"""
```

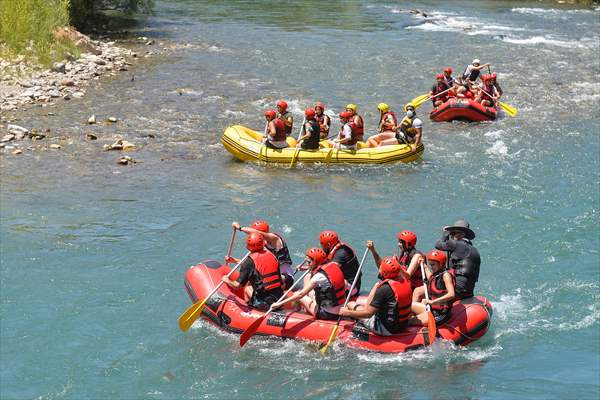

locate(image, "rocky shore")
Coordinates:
0 28 164 162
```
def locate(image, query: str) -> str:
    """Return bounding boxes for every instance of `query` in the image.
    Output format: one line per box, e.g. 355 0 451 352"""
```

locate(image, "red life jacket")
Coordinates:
352 115 364 137
315 113 330 133
433 83 449 102
396 248 423 289
427 270 455 312
344 122 360 145
379 278 412 324
312 262 346 306
278 111 292 135
271 119 287 142
249 249 281 291
380 111 398 132
481 83 495 102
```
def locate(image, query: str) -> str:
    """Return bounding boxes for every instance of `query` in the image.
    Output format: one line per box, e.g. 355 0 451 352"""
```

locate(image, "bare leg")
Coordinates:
299 296 318 316
412 286 425 303
244 285 253 302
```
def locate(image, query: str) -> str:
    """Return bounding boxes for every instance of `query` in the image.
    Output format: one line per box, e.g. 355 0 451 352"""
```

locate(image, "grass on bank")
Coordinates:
0 0 79 68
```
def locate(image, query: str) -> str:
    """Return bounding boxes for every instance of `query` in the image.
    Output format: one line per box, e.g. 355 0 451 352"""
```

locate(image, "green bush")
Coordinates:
0 0 78 67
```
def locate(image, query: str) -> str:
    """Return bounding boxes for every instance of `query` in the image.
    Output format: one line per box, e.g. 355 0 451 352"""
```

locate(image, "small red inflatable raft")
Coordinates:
430 98 498 122
184 260 493 352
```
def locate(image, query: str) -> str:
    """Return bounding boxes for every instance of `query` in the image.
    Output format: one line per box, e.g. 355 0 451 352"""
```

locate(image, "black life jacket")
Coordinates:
265 233 292 268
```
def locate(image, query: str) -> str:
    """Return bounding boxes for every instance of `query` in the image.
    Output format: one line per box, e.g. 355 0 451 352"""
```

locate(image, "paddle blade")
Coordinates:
409 94 429 109
239 315 267 347
178 299 207 332
320 324 340 354
427 311 437 345
499 101 518 117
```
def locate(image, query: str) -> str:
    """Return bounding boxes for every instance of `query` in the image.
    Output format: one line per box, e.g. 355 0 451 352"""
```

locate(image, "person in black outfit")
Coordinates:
434 219 480 299
297 107 321 150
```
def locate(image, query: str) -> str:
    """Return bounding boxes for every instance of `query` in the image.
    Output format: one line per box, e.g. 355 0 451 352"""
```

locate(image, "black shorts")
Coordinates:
432 308 452 325
316 306 338 320
249 293 279 311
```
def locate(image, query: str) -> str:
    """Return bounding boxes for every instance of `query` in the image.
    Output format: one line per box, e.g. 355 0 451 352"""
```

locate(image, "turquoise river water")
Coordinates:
1 1 599 399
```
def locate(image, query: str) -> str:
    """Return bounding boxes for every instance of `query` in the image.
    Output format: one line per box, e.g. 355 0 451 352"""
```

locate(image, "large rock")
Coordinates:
51 62 66 73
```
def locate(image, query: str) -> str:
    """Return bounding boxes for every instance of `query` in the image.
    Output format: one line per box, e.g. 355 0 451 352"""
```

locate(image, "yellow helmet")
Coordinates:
345 103 357 113
377 102 389 113
404 102 415 111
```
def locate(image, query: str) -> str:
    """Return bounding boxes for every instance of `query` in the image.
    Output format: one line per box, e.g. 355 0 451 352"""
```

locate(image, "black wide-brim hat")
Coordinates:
443 219 476 240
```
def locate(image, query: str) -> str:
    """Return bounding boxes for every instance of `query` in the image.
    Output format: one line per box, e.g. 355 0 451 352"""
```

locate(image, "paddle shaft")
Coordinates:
296 118 306 141
225 228 236 263
420 261 432 306
320 247 369 354
430 86 453 100
206 251 250 303
267 268 311 316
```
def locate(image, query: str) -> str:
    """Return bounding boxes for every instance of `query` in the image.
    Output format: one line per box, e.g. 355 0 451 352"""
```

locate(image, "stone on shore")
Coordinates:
49 144 62 149
117 155 136 165
88 115 96 124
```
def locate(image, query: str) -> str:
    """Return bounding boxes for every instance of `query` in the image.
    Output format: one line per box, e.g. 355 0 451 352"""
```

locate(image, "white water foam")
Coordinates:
485 140 508 157
512 7 598 16
500 35 597 49
484 129 505 140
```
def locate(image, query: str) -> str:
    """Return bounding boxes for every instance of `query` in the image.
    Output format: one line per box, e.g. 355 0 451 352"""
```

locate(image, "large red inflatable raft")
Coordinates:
184 260 493 353
430 97 498 122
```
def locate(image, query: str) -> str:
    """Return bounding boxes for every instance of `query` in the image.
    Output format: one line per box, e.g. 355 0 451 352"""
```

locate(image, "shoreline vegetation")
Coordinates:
0 0 153 69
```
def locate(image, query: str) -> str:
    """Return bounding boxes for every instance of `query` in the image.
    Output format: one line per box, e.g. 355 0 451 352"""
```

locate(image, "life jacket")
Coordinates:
427 270 455 312
352 115 364 137
462 66 480 82
481 82 495 103
327 241 361 286
301 119 321 149
265 232 292 268
396 248 423 289
249 249 282 291
399 115 418 139
444 75 455 87
315 113 330 134
270 119 287 142
380 111 398 132
341 123 360 146
278 111 292 135
432 82 449 102
378 279 412 325
312 262 346 307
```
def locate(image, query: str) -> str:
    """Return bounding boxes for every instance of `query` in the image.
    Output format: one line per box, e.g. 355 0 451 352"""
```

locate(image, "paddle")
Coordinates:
420 261 437 345
224 227 236 264
320 247 369 354
479 88 518 117
410 87 454 110
239 263 310 347
178 252 250 332
289 118 306 168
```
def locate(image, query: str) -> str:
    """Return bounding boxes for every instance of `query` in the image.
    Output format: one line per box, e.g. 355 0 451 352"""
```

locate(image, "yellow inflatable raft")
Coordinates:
221 125 424 164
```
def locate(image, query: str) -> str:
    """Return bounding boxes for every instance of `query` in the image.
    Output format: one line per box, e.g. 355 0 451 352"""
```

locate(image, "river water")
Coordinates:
1 1 599 399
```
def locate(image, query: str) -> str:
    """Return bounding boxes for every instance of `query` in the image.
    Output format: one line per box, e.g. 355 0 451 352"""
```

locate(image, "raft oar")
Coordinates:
178 252 250 332
479 88 518 117
420 261 437 345
240 262 310 347
224 227 236 264
320 247 369 355
409 87 454 110
289 118 306 168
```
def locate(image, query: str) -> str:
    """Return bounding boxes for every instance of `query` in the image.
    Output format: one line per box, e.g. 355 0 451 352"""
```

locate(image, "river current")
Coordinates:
1 1 599 399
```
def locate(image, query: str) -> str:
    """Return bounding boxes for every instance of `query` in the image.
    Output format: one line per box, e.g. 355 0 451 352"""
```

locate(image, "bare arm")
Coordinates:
366 241 382 269
272 280 316 309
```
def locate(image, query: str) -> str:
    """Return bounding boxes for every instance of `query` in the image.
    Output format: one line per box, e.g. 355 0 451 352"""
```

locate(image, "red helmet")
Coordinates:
304 107 316 119
319 230 339 251
306 247 327 266
436 73 444 80
397 230 417 249
379 256 401 279
276 100 288 111
246 232 265 252
427 250 447 267
491 72 497 80
314 102 325 111
251 220 269 233
481 74 490 81
264 109 276 119
339 111 352 120
444 67 452 74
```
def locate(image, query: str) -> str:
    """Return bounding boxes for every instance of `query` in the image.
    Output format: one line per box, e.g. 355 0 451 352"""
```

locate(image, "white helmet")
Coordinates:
472 58 480 64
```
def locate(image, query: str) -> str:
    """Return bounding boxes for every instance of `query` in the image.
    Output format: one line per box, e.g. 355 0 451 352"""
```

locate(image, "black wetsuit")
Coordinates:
435 232 480 299
301 120 320 150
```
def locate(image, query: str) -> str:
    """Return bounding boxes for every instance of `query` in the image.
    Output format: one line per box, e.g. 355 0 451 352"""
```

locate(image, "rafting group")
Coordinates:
179 218 489 352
